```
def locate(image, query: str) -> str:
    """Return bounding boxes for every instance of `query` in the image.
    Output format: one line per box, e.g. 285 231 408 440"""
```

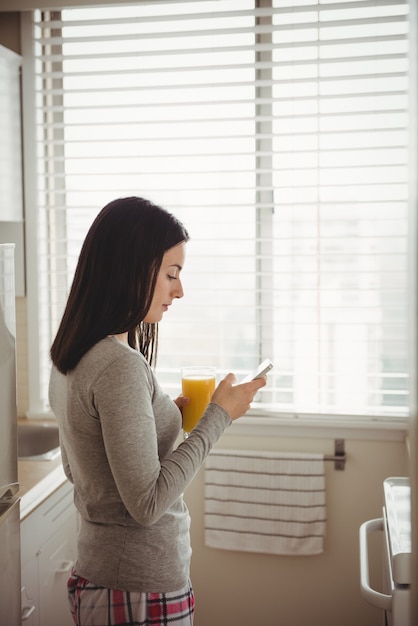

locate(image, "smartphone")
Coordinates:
240 359 273 383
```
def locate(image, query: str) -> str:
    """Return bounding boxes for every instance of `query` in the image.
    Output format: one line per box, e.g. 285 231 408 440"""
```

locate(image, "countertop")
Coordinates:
18 456 66 520
17 418 68 520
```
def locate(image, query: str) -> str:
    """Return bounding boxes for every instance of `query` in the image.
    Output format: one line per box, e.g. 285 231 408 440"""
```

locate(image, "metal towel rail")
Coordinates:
324 439 346 470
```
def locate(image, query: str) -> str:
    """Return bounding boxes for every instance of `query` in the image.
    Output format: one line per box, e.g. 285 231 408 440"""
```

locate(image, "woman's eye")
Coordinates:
168 274 176 280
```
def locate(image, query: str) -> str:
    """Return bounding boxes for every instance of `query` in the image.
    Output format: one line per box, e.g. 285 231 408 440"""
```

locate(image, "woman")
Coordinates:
49 196 265 626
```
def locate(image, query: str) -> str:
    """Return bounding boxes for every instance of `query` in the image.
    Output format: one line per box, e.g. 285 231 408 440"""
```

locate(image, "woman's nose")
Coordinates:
174 279 184 299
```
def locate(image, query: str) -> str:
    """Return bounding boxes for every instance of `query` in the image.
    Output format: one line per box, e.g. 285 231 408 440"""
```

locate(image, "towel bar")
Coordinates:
324 439 346 470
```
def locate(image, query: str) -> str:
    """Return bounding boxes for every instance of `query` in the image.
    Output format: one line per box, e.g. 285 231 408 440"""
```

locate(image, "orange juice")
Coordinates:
182 371 216 433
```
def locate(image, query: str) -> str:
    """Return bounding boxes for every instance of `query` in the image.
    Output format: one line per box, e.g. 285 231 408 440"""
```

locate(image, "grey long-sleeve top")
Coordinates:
49 336 231 592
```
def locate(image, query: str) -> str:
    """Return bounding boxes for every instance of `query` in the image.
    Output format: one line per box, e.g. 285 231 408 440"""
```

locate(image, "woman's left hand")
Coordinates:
173 395 190 414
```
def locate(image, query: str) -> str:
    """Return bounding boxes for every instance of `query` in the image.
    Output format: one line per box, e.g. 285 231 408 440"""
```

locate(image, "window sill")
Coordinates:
227 409 408 442
26 407 407 443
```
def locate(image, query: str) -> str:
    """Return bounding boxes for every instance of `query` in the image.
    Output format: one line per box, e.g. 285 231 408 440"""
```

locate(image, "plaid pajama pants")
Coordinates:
67 569 195 626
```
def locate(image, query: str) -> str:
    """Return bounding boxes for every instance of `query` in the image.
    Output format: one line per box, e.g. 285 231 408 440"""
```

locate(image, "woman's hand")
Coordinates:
173 395 190 414
211 373 266 421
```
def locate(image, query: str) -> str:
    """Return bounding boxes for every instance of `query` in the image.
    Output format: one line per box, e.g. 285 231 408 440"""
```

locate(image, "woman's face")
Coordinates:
143 242 186 323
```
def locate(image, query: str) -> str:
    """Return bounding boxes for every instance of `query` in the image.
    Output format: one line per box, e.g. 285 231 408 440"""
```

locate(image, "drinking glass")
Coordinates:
181 366 216 438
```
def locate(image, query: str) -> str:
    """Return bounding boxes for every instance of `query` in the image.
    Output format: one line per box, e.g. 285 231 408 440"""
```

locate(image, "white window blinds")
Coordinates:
26 0 410 420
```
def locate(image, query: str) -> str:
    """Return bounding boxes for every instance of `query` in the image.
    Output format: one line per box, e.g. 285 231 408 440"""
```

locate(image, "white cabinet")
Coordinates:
21 481 77 626
0 44 25 296
21 557 38 626
0 44 23 222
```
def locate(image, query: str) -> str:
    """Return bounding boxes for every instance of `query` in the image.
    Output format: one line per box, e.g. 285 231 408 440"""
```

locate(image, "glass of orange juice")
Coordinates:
181 366 216 437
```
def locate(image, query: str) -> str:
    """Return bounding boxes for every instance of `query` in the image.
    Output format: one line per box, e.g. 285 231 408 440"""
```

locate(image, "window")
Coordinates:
23 0 410 422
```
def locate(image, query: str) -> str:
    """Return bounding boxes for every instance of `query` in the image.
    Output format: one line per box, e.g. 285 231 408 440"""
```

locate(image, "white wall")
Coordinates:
185 435 408 626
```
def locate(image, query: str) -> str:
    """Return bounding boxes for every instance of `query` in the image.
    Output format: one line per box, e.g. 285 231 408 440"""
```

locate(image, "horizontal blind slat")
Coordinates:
37 0 408 28
34 34 408 64
37 17 407 48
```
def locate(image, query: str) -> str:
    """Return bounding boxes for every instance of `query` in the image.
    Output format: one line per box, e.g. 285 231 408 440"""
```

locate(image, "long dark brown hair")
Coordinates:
50 197 189 373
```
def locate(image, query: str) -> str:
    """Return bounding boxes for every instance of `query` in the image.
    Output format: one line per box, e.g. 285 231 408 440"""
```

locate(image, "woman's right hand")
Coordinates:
211 373 266 421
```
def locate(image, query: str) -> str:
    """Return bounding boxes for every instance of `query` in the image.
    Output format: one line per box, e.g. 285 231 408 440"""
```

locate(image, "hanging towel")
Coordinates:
204 449 326 556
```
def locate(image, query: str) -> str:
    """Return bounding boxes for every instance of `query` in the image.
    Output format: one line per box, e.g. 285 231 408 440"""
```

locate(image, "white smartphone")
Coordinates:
240 359 273 383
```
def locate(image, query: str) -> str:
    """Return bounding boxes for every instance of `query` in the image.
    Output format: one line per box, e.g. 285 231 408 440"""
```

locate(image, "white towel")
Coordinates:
204 449 326 556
